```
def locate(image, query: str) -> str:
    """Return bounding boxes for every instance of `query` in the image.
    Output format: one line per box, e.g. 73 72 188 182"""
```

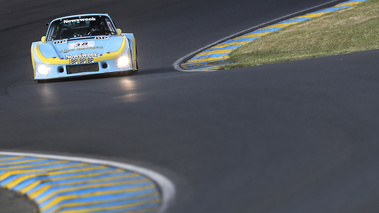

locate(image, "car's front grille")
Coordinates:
67 63 99 74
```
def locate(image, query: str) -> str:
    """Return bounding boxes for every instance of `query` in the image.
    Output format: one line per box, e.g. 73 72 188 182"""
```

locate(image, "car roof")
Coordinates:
50 14 110 23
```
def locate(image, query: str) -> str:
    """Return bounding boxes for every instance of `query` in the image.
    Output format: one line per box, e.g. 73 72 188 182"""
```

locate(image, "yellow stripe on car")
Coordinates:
94 36 127 62
35 44 70 65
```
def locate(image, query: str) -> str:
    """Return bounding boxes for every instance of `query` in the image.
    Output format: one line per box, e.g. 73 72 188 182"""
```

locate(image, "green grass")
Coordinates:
222 0 379 69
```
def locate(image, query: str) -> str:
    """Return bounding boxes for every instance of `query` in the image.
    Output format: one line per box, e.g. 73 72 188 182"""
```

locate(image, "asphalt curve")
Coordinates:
1 0 379 213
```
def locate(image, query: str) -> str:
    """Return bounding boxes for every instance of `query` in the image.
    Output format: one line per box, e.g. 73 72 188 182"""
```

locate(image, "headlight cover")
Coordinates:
117 55 131 69
37 64 50 76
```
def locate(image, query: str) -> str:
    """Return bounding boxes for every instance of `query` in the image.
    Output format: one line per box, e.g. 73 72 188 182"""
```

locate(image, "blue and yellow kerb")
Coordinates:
181 0 368 71
0 155 161 213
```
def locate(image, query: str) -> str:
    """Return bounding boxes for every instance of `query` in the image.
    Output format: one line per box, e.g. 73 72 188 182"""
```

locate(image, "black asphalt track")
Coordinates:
1 0 379 213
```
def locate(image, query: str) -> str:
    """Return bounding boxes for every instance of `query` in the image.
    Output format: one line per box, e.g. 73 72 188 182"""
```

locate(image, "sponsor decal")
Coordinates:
70 57 95 65
105 18 115 33
60 46 103 53
68 41 95 50
63 17 96 24
65 53 99 59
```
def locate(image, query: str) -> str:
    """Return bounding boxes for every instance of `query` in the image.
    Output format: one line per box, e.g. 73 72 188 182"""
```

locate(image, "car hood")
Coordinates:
38 36 124 59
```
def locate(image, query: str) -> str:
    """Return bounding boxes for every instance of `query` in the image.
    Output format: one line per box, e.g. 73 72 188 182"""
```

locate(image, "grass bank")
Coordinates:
222 0 378 69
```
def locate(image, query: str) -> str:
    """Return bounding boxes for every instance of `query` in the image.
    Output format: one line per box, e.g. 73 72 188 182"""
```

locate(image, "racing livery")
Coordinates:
31 14 137 81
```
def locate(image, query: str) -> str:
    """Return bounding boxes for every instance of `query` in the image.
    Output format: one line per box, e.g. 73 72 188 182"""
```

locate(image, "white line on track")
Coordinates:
0 151 176 213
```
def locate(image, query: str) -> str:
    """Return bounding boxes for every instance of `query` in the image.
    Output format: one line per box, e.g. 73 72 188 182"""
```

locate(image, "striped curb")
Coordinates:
0 152 175 213
179 0 368 71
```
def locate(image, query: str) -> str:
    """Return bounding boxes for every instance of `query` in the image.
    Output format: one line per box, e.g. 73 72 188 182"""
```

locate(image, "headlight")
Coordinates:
117 55 131 69
37 64 50 76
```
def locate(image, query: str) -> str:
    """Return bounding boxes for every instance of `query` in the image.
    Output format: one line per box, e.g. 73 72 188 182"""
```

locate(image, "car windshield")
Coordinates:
47 16 117 41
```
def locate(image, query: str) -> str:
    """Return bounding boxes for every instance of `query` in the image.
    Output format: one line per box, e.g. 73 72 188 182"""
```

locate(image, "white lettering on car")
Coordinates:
65 53 99 59
63 17 96 24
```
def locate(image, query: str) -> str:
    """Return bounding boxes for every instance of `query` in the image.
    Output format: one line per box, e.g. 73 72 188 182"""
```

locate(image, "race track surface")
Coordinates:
1 0 379 213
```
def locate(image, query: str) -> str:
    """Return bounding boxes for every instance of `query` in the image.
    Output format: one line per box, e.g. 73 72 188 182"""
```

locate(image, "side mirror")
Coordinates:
117 29 122 36
41 36 46 43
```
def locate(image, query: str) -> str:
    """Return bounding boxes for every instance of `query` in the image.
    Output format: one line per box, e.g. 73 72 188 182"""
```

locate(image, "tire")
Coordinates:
134 43 138 72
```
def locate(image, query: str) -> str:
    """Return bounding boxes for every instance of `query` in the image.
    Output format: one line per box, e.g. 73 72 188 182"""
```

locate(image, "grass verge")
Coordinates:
222 0 378 69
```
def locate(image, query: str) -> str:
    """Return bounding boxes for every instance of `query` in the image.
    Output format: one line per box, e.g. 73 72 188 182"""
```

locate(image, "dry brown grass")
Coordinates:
223 0 379 69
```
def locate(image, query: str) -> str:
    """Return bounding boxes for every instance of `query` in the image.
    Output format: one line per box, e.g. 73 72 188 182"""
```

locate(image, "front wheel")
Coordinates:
134 61 138 72
133 43 138 72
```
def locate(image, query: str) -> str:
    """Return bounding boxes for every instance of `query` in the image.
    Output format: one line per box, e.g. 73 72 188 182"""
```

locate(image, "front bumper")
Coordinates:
33 55 134 80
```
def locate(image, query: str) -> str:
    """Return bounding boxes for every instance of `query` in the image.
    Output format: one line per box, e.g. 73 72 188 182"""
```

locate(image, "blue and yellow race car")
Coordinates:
31 14 137 81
